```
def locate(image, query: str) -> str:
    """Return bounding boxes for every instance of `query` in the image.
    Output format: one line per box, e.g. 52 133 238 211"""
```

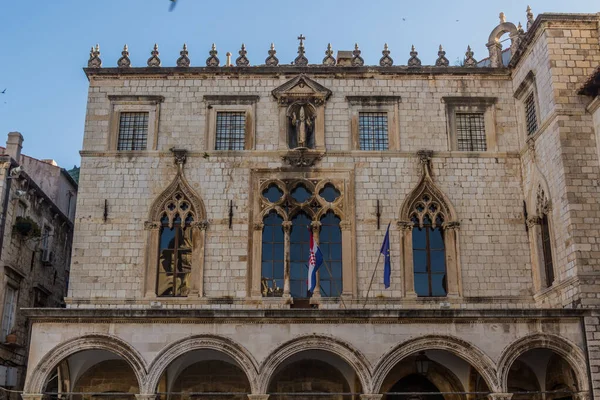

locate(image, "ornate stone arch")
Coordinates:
24 334 147 394
257 334 373 394
145 334 259 394
143 152 209 298
497 333 589 394
371 334 500 394
397 150 461 298
486 13 524 67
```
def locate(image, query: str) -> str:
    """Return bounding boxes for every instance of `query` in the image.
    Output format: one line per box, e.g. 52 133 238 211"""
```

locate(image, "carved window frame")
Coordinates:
204 95 258 151
347 96 401 151
527 184 557 293
397 152 462 298
248 170 356 303
143 160 208 299
107 95 163 151
514 71 541 140
443 97 497 152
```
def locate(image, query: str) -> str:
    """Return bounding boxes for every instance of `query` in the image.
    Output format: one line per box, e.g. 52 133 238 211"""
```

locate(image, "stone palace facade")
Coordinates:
21 9 600 400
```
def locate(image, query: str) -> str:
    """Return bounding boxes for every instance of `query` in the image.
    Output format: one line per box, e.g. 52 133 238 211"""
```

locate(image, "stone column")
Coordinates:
573 392 591 400
340 220 353 298
311 221 322 299
487 394 513 400
144 221 161 297
397 221 416 298
251 222 264 298
190 220 209 297
442 221 460 297
247 395 269 400
359 395 383 400
282 221 292 298
486 42 503 68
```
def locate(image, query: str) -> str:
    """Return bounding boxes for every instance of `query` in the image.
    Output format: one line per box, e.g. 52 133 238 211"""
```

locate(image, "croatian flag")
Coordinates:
307 229 324 295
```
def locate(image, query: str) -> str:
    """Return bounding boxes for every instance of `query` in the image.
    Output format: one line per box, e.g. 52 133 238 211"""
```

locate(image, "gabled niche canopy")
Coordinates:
272 75 332 105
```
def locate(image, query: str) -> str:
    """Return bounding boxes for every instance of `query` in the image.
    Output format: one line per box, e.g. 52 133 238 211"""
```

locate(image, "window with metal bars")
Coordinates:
525 92 538 136
117 112 149 151
359 112 388 150
456 113 487 151
216 112 246 150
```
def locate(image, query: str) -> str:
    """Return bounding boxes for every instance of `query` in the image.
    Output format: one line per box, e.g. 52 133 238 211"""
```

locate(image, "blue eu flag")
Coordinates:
380 223 391 288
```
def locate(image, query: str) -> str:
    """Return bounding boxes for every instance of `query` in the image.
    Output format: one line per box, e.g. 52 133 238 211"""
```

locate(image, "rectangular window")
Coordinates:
33 288 48 308
540 214 554 287
359 112 388 150
41 226 51 251
117 112 149 151
215 112 246 150
1 286 17 341
525 92 538 136
456 113 487 151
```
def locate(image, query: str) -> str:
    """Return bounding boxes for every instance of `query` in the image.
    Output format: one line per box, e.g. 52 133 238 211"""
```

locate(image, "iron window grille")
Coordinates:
456 113 487 151
117 112 149 151
216 112 246 150
359 112 388 150
525 92 538 136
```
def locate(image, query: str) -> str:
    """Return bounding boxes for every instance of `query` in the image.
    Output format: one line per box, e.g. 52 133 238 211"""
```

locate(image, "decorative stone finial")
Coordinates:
351 43 364 66
206 43 220 67
294 34 308 66
435 45 449 67
499 12 506 24
236 43 250 66
379 43 393 67
526 5 534 29
117 44 130 68
464 45 477 68
170 148 188 171
225 52 232 67
88 44 102 68
517 22 525 34
407 45 421 67
176 43 190 67
322 43 336 66
147 43 161 67
265 43 279 66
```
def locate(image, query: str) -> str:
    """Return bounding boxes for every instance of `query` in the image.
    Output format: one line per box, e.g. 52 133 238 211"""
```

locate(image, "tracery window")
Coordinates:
529 185 555 290
258 179 345 299
410 196 447 297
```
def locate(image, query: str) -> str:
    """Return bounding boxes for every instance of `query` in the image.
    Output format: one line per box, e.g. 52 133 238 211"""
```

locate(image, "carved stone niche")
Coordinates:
272 75 332 155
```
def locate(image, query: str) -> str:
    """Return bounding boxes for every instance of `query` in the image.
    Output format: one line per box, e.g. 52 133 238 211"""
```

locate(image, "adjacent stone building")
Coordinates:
21 9 600 400
0 132 76 393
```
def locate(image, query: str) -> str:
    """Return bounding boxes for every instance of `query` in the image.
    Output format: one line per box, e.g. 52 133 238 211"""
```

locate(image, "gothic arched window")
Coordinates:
261 211 284 297
528 185 555 290
319 211 342 297
411 210 446 297
290 212 312 298
157 213 193 297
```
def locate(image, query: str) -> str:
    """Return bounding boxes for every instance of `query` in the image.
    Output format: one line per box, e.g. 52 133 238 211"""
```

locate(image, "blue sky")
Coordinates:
0 0 597 168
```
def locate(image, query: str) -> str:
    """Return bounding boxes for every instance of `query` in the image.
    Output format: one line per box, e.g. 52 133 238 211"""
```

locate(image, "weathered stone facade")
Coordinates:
0 132 76 393
22 10 600 400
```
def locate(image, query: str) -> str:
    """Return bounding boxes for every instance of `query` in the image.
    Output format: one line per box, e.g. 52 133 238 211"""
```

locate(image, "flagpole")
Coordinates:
320 258 347 309
363 251 382 309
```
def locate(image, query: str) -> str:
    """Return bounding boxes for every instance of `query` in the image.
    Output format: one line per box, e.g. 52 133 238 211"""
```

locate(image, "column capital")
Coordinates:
396 220 413 231
135 395 157 400
311 220 322 232
282 221 293 233
248 395 270 400
360 395 383 400
21 395 45 400
573 393 591 400
487 394 513 400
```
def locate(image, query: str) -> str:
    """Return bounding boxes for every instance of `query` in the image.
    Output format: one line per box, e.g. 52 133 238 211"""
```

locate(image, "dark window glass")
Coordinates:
413 218 447 297
319 183 341 203
541 214 554 287
157 214 192 297
263 184 284 203
359 112 388 150
319 212 343 297
525 93 538 136
456 113 486 151
117 112 148 151
291 185 312 203
290 212 311 298
215 111 246 150
261 211 284 297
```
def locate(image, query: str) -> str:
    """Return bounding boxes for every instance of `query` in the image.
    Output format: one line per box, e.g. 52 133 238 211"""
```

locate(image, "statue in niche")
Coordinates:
287 103 315 149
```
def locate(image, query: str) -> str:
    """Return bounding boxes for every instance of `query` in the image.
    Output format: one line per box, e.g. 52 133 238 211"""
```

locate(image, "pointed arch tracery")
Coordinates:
144 161 208 298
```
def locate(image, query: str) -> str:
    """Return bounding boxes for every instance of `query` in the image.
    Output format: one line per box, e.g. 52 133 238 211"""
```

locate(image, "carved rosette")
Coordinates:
407 45 421 67
379 43 393 67
265 43 279 66
322 43 336 66
435 45 449 67
147 44 161 67
236 43 250 67
206 43 220 67
351 43 364 66
117 44 131 68
176 43 191 67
